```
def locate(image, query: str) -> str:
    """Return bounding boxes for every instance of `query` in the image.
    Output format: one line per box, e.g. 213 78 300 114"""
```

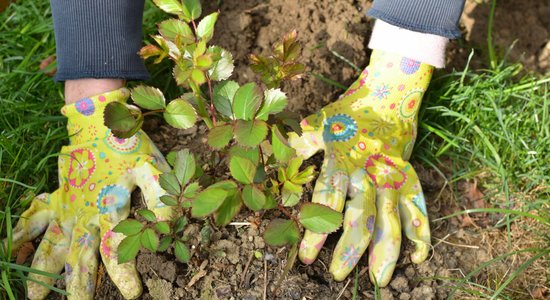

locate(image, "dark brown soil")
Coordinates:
51 1 550 299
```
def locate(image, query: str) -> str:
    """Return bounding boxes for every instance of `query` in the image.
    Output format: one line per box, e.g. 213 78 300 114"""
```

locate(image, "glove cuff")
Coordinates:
61 88 130 143
368 20 448 68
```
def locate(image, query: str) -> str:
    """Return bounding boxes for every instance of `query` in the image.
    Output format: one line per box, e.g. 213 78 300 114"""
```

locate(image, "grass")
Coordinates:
0 0 548 299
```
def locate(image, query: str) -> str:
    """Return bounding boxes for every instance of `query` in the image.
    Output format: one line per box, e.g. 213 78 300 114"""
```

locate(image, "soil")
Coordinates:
46 0 549 299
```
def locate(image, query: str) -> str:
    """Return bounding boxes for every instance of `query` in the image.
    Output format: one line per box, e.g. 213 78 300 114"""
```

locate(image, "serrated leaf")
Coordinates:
182 0 201 21
230 146 259 164
113 219 144 236
232 82 261 120
282 181 302 207
190 69 206 85
196 12 218 42
139 45 164 61
152 0 183 16
103 102 143 138
174 149 195 186
158 236 173 251
174 240 191 263
272 126 295 164
256 89 288 121
159 173 180 195
141 228 159 252
160 195 178 206
208 46 234 81
242 185 266 211
215 190 242 226
286 157 303 179
299 203 343 234
195 54 213 69
173 63 193 86
234 120 268 147
213 80 239 117
164 99 197 129
291 165 316 185
207 124 233 149
263 219 300 246
138 209 157 222
158 19 194 42
191 188 228 217
117 234 141 264
229 156 256 184
173 216 188 233
155 221 171 234
183 182 201 198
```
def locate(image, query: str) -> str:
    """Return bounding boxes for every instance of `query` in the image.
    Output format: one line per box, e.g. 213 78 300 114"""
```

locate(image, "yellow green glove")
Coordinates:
289 50 432 287
6 88 173 299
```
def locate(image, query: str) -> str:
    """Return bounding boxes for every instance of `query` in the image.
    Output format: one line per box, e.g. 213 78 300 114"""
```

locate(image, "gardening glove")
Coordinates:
5 88 173 300
289 50 432 287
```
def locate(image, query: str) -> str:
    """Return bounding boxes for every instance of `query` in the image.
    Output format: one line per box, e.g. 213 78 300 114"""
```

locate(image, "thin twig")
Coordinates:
433 235 480 249
240 252 255 287
335 279 351 300
263 257 268 300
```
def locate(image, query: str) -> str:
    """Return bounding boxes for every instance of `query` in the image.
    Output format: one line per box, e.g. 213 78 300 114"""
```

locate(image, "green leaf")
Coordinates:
232 82 261 120
209 180 238 191
173 216 188 234
164 99 197 129
196 12 218 42
215 190 242 226
207 46 234 81
282 181 302 207
229 145 259 164
113 219 144 236
191 188 228 217
272 126 295 164
174 149 196 186
229 156 256 184
160 195 178 206
131 85 166 110
141 228 160 252
174 240 191 263
103 102 143 138
286 157 303 179
137 209 157 222
158 19 194 42
234 120 268 147
183 182 201 198
117 234 141 264
299 203 343 234
181 0 201 21
159 173 180 195
263 191 277 210
152 0 183 16
155 221 171 234
242 185 266 211
190 69 206 85
291 165 316 185
256 89 288 121
207 124 233 149
158 236 173 251
263 219 300 246
213 80 239 118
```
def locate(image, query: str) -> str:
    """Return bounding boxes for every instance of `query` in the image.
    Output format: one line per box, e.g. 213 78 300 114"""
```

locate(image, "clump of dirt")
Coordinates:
59 1 550 299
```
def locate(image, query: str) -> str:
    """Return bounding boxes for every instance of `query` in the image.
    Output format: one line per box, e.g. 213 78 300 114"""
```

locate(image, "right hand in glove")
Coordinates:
4 88 173 299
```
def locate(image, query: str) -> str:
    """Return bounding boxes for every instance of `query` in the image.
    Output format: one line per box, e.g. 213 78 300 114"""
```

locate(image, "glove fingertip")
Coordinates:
411 242 430 264
298 232 327 265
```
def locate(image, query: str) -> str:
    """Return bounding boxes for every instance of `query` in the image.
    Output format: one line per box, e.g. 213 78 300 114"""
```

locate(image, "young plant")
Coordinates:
104 0 343 266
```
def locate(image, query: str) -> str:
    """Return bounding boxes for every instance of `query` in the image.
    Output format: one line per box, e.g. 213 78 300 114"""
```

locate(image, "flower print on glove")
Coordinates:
289 50 432 287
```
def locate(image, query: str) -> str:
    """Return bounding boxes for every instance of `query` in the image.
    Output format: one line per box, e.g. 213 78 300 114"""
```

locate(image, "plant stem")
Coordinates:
277 204 295 220
142 109 165 117
206 75 217 126
487 0 497 69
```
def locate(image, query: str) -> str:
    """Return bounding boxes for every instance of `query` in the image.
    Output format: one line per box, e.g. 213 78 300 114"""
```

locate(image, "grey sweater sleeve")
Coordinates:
50 0 149 81
367 0 466 39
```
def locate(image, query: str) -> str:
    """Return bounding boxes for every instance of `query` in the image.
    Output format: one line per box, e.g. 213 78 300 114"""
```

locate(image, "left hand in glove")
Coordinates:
289 50 432 287
5 88 173 299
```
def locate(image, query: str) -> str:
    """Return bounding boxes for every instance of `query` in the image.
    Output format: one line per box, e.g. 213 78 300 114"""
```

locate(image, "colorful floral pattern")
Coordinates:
400 57 420 75
104 131 142 154
75 98 95 116
96 185 130 214
399 89 424 121
323 114 358 142
364 154 407 189
340 245 360 268
67 149 96 188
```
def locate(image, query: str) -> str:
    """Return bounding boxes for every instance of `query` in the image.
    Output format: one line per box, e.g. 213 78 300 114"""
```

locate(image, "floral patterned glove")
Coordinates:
289 50 432 287
6 88 173 299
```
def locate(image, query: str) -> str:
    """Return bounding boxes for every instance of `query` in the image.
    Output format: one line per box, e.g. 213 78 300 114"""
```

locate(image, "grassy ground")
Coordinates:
0 1 548 299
